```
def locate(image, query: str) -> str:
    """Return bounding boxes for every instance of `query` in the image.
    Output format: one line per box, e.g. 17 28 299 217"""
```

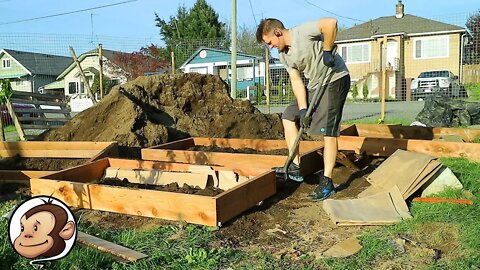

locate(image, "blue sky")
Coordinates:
0 0 478 54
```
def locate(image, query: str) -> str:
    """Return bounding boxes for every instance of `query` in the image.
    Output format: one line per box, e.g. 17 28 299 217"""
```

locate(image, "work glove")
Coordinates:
299 108 311 128
323 50 335 68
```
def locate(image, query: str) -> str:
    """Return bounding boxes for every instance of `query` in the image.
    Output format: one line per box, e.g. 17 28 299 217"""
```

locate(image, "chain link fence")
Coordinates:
0 10 479 128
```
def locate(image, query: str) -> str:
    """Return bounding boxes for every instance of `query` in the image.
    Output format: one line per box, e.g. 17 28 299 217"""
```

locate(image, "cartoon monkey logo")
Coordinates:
8 196 77 266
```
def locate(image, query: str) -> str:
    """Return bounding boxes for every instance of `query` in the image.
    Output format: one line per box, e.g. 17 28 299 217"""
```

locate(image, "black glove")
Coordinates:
323 50 335 67
299 108 311 128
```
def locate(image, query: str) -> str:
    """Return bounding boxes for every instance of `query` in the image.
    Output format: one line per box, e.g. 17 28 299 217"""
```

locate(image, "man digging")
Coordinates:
256 17 350 201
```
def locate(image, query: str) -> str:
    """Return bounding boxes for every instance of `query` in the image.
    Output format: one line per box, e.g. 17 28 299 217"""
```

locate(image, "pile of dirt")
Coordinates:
96 177 223 197
41 73 284 147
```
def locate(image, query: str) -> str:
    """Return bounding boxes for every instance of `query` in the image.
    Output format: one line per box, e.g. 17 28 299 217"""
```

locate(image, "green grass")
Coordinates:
3 125 16 133
342 117 412 126
1 158 479 269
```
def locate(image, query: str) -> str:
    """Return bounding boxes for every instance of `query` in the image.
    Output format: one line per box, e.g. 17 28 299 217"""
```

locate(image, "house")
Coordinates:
0 49 72 94
336 1 466 100
180 47 276 97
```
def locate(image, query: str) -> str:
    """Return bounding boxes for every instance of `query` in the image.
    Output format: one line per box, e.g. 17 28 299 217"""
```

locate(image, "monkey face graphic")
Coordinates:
9 196 77 262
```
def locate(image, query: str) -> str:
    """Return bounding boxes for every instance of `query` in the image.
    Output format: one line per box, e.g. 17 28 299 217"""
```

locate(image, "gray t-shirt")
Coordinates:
279 21 349 90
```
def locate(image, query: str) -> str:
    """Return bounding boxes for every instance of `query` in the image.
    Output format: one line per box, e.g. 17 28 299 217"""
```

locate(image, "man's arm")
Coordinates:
318 18 337 51
288 68 307 110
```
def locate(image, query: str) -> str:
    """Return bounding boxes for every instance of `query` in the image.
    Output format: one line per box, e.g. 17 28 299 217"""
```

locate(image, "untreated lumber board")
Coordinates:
77 231 148 262
216 170 276 225
31 158 277 226
10 98 66 107
17 117 70 122
0 141 117 158
339 124 359 136
348 124 480 142
338 136 480 162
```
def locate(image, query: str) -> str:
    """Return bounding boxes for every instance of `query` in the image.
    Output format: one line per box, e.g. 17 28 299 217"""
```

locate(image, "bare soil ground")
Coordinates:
1 73 384 260
0 157 89 171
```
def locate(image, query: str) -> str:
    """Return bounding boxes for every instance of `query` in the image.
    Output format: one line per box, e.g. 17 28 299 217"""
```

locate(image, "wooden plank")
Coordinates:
11 91 63 100
10 98 67 107
22 124 64 129
31 179 219 226
13 108 71 114
216 170 276 225
77 231 148 262
0 141 114 151
17 117 70 122
0 149 104 158
5 100 25 140
353 124 480 142
338 136 480 162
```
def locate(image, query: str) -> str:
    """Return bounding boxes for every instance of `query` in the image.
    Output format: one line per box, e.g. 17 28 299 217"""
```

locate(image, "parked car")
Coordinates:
410 70 468 100
0 103 38 126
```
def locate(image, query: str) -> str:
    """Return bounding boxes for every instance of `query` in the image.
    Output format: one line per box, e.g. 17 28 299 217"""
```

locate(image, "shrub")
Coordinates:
362 83 369 100
351 84 358 100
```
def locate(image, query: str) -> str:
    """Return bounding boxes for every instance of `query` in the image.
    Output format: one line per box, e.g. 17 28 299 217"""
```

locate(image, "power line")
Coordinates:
302 0 365 23
248 0 257 26
0 0 138 26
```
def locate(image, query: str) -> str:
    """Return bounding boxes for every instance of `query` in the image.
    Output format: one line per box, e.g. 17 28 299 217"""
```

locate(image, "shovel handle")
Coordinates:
412 197 474 205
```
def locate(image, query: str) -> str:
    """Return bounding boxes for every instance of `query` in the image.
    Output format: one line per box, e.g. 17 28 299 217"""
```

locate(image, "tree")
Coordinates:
112 44 169 79
236 24 265 56
466 10 480 64
362 83 369 100
155 0 227 65
351 84 358 100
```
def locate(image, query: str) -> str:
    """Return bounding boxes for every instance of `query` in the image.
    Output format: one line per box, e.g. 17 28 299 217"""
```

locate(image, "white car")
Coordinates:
410 70 467 100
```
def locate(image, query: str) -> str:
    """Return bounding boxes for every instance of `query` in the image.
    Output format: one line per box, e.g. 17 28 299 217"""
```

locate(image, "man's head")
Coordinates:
13 203 75 259
256 18 288 52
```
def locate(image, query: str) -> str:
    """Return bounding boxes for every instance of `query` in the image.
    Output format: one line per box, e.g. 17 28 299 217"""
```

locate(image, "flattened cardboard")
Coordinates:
421 167 463 196
322 236 362 258
323 186 412 226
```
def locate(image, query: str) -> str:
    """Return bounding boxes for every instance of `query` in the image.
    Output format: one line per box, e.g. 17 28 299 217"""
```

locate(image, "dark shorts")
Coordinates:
282 74 350 137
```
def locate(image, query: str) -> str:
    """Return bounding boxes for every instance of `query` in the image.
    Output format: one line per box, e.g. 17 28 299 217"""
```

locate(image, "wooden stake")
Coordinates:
99 44 104 99
69 47 97 104
171 51 175 75
5 100 25 140
380 35 387 122
265 47 270 114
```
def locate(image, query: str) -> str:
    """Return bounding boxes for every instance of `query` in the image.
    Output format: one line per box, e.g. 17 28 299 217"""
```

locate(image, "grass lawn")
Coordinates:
0 157 478 269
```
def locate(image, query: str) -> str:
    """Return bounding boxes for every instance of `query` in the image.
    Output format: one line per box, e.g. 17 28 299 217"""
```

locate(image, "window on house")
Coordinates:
15 80 25 86
68 82 84 94
414 36 449 59
2 59 11 69
339 43 370 63
190 67 208 74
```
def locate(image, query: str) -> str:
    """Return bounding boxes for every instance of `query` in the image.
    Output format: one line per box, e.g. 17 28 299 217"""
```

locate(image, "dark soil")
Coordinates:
0 156 89 171
189 145 289 156
96 177 223 197
40 73 284 147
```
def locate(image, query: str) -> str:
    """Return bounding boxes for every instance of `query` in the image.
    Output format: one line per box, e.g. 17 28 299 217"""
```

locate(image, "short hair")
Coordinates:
255 18 285 43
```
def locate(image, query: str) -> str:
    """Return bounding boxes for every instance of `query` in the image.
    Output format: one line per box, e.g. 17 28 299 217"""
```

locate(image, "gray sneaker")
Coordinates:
308 176 335 201
273 162 304 182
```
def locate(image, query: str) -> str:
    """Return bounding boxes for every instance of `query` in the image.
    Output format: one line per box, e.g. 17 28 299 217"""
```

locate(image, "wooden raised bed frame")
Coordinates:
142 135 480 167
340 124 480 142
141 137 324 176
1 141 119 182
30 158 276 227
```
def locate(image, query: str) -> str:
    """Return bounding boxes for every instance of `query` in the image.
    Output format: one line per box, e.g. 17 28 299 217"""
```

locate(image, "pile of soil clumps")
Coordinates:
189 145 289 156
96 177 223 197
0 156 89 171
41 73 284 147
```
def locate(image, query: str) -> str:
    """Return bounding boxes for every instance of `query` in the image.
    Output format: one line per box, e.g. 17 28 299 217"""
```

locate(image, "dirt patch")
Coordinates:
189 145 289 156
96 177 223 196
213 158 383 259
40 74 284 147
0 156 89 171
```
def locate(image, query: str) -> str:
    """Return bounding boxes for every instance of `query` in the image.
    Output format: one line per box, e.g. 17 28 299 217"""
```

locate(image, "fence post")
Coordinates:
265 47 270 114
99 43 104 99
380 35 387 122
171 51 175 75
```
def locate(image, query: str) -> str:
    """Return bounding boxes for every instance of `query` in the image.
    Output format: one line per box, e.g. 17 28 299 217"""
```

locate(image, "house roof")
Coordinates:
337 14 465 42
1 49 72 76
58 48 127 79
180 47 263 68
